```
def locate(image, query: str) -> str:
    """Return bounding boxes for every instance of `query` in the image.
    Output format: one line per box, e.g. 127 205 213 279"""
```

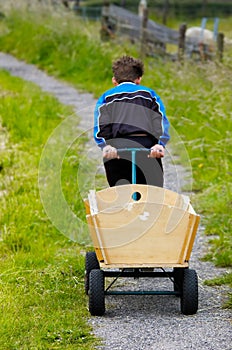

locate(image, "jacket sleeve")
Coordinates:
152 94 170 147
93 94 112 149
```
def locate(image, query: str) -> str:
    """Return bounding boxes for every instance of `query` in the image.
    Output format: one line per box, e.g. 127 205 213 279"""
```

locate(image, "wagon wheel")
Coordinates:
85 252 100 295
173 267 184 296
180 268 198 315
89 269 105 316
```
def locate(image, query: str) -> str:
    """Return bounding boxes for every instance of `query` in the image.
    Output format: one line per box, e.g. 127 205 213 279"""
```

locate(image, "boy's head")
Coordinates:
112 55 144 85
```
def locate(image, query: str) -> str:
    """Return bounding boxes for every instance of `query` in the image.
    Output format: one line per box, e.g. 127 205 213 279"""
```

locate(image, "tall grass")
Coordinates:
0 0 231 314
0 6 139 95
152 61 232 270
0 70 97 349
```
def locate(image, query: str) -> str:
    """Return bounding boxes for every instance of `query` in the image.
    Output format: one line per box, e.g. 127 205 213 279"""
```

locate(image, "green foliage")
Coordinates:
0 71 97 349
0 74 67 144
204 273 232 308
0 8 140 95
0 251 95 349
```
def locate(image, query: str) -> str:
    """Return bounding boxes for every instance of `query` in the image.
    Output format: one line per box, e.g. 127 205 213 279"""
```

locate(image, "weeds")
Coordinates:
0 70 96 349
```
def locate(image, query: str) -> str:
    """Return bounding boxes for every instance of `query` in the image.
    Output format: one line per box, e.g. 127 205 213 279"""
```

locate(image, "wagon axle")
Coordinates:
85 252 198 316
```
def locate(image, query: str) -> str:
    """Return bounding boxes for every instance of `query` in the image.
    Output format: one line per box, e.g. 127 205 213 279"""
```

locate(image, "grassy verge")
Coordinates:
0 2 231 311
153 61 232 269
0 70 98 349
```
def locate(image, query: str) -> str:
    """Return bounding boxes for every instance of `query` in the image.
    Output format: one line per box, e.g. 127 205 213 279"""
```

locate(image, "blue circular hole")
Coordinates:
132 192 141 201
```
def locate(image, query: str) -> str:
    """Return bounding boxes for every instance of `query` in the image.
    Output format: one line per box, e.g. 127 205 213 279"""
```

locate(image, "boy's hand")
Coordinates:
102 145 119 159
148 144 164 158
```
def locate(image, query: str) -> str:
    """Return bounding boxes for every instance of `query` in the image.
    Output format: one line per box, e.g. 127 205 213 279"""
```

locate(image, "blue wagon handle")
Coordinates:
117 147 162 185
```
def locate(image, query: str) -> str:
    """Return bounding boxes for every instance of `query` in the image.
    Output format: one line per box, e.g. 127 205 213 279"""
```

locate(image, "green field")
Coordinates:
0 3 231 349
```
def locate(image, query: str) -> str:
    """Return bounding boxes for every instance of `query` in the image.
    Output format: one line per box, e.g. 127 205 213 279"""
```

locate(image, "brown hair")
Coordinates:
112 56 144 84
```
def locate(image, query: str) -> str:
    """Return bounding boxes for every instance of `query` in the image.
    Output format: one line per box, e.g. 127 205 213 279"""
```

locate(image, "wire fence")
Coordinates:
1 1 230 20
101 4 225 61
75 2 232 21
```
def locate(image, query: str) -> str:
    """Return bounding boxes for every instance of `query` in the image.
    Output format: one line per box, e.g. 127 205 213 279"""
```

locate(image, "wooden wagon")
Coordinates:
85 184 200 316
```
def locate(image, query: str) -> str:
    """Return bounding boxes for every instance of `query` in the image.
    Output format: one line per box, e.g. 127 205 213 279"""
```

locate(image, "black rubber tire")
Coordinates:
89 269 105 316
173 267 184 296
180 268 198 315
85 252 100 295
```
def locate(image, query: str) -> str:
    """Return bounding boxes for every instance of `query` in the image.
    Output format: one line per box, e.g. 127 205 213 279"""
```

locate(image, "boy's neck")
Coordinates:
112 77 142 86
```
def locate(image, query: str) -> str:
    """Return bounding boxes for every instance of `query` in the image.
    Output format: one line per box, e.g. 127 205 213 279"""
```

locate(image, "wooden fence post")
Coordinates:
162 0 169 25
178 23 187 62
140 5 148 59
100 3 113 41
217 32 224 62
73 0 80 13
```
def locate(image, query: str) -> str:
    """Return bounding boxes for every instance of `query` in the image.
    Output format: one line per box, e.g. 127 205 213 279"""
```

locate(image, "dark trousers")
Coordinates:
103 136 163 187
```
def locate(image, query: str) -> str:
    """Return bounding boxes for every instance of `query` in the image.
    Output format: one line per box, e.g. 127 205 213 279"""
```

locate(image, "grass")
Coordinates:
0 70 97 349
204 273 232 309
0 6 141 95
155 61 232 273
0 252 95 349
0 4 231 347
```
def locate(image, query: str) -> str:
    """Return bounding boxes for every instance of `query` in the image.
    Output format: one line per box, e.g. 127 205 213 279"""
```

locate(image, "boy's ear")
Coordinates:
112 77 118 86
135 77 142 85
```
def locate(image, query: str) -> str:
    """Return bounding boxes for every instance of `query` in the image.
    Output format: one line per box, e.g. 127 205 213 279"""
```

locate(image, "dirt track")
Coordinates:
0 52 231 350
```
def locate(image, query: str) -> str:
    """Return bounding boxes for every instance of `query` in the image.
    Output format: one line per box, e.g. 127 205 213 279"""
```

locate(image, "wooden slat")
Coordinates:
86 214 104 262
93 205 196 265
103 5 179 45
95 184 189 212
185 214 201 261
100 262 189 268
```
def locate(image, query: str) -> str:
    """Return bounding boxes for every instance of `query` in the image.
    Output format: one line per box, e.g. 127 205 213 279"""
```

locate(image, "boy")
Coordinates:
93 55 170 187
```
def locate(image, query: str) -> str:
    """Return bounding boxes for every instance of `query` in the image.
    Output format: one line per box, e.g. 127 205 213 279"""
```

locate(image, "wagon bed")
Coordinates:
85 184 200 268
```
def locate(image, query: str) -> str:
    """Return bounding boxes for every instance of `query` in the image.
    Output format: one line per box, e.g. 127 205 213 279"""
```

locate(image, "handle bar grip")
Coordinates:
116 147 162 153
117 147 150 152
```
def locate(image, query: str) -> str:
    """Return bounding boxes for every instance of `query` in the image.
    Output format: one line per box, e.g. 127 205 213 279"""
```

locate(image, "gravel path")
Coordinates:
0 52 231 350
